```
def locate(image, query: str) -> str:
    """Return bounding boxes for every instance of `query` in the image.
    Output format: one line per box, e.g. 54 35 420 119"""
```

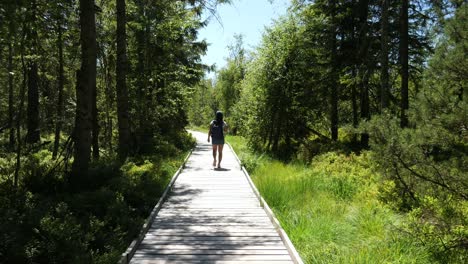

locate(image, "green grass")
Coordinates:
227 135 431 264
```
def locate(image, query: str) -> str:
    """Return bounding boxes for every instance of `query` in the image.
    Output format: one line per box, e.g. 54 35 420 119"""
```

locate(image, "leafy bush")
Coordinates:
0 135 189 263
229 135 432 263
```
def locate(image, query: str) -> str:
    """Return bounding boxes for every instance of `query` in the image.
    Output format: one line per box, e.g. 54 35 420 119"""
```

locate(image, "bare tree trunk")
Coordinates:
360 72 370 146
26 61 40 143
351 0 359 143
26 0 40 144
8 41 15 150
381 0 390 110
400 0 409 127
135 11 146 150
71 0 97 179
53 19 65 159
102 50 114 153
351 67 358 141
92 74 99 160
15 47 28 187
358 0 370 147
116 0 131 161
330 0 339 141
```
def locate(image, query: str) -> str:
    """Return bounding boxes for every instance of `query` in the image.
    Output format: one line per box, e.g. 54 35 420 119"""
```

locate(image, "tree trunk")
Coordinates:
15 47 28 187
360 72 370 146
351 68 358 141
330 0 339 141
26 61 40 143
351 0 358 143
26 0 40 144
135 8 146 149
92 73 99 160
53 19 65 159
381 0 390 110
116 0 131 161
102 50 114 153
71 0 97 178
358 0 370 147
399 0 409 127
8 41 15 150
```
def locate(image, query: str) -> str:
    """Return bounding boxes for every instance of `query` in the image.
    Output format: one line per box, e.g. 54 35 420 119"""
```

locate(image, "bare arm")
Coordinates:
207 124 212 142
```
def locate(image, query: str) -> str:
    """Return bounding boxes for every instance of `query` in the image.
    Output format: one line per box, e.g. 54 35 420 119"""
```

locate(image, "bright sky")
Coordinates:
198 0 290 78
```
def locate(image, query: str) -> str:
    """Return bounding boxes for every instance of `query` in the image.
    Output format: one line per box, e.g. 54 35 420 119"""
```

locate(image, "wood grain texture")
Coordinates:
128 131 297 263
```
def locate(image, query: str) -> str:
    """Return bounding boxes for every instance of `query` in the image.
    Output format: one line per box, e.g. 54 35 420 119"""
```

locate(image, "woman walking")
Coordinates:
208 111 228 168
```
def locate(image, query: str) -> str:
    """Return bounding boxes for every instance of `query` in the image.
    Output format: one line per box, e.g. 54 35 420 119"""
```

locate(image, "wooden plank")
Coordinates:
176 178 248 181
161 205 262 209
131 260 293 264
174 182 249 185
141 236 283 242
156 215 267 218
168 195 258 199
144 232 280 237
158 208 266 212
124 132 301 264
138 244 287 250
169 190 255 195
162 204 261 209
155 214 268 219
171 187 255 190
164 198 260 204
169 193 257 197
153 218 272 223
120 150 193 264
153 215 271 220
138 243 286 249
174 183 249 186
132 254 293 261
168 195 257 199
136 249 289 255
162 202 261 207
173 182 249 185
152 222 272 227
157 210 266 213
149 226 276 232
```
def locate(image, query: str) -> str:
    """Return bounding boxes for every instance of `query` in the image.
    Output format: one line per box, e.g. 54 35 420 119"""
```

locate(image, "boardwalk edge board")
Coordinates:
227 143 305 264
119 150 193 264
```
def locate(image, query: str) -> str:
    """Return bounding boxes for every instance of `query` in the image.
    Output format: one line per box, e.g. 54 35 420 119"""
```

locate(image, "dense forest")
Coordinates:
188 0 467 263
0 0 228 262
0 0 466 263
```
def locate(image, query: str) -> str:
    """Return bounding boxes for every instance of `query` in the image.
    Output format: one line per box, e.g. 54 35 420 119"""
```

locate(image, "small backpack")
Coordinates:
211 121 224 139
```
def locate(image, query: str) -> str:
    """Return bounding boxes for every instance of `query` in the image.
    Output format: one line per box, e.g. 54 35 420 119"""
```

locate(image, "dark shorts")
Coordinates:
212 137 224 145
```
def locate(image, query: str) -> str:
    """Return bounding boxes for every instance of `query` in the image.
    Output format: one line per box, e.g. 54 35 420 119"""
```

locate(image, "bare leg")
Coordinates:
212 145 217 166
217 144 224 168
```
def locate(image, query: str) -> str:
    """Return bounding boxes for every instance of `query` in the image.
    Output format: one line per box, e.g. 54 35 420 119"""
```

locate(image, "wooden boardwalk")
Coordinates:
126 131 301 264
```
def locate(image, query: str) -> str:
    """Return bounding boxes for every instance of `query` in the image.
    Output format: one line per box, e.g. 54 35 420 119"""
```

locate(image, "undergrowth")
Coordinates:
226 134 432 264
0 132 195 263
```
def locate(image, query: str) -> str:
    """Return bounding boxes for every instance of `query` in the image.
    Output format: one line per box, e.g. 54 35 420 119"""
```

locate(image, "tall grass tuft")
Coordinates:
227 135 431 264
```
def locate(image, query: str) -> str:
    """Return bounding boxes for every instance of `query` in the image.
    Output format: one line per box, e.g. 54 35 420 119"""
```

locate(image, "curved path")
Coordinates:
129 131 297 263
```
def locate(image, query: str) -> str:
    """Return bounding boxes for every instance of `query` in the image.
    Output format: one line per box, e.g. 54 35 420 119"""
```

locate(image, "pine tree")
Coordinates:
71 0 97 179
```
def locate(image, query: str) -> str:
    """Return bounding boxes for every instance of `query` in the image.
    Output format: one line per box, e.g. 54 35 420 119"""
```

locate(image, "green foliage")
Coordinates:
363 5 468 261
0 141 189 263
215 34 246 127
228 135 431 263
0 0 221 262
234 15 318 157
187 79 218 127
